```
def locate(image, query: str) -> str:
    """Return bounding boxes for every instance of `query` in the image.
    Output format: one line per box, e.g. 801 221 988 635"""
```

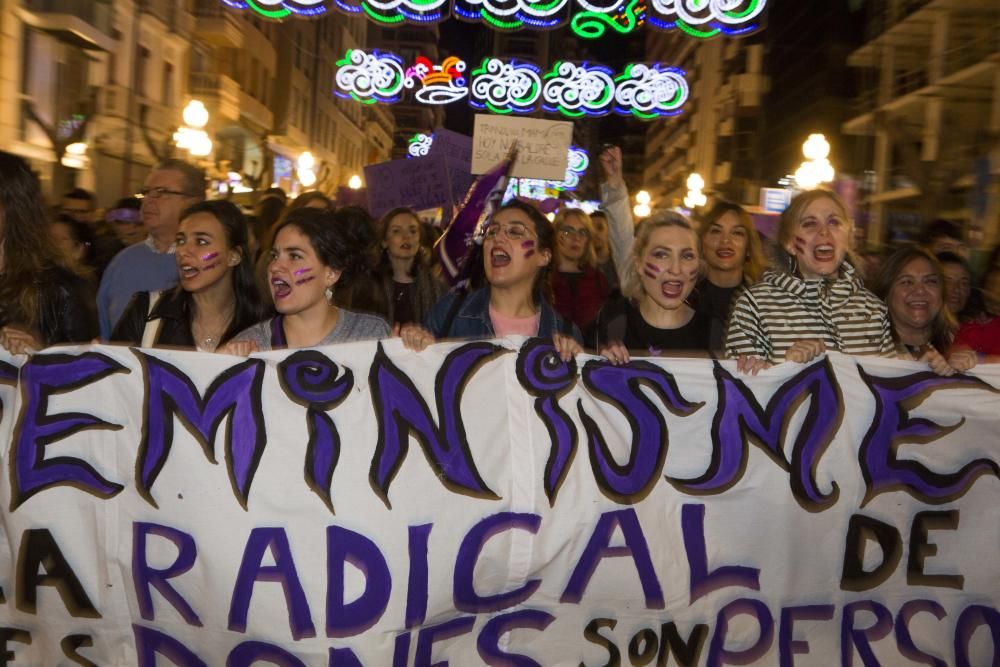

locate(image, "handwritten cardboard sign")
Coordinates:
471 115 573 180
364 154 455 219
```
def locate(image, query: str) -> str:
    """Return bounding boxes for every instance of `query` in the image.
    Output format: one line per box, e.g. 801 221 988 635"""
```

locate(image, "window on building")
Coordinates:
137 46 151 97
162 62 174 107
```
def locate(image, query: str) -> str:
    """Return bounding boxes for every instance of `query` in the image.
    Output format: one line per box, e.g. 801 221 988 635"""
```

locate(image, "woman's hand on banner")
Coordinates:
600 340 630 366
398 323 436 352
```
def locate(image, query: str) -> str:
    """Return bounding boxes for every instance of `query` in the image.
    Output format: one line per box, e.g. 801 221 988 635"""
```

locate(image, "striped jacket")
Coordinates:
726 264 893 362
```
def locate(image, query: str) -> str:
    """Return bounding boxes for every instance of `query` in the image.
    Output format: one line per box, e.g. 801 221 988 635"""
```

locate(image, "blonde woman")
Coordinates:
726 189 894 374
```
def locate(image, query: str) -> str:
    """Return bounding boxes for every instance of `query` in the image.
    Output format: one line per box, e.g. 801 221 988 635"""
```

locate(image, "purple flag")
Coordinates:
434 151 516 287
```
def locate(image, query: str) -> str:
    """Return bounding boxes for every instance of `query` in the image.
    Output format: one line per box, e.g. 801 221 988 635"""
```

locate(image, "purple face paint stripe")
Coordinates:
199 252 219 262
293 268 312 276
12 353 128 510
857 368 999 505
368 343 501 507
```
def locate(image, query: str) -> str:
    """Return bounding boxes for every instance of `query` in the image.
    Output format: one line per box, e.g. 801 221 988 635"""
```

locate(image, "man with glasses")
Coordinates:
96 159 205 338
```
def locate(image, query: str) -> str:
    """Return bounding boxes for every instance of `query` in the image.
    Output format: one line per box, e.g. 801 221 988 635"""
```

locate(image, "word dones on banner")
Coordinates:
336 51 689 120
222 0 767 40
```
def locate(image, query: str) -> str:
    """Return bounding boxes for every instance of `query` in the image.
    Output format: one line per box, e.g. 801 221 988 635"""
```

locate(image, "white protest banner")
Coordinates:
0 341 997 665
471 115 572 180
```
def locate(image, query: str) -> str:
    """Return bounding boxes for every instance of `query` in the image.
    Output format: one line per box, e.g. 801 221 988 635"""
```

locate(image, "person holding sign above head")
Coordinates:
594 211 716 364
726 189 894 374
398 200 582 361
224 207 390 353
111 200 268 351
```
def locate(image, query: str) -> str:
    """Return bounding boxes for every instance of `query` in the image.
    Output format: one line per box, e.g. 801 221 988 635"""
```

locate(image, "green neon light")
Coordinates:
676 20 718 38
486 102 512 115
559 106 584 118
363 3 405 22
481 10 522 29
570 0 640 39
244 0 290 19
724 0 761 20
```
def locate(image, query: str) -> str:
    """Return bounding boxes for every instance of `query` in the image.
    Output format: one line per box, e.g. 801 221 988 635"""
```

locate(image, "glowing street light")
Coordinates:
61 142 88 169
175 100 212 157
297 151 318 187
795 133 834 190
633 189 652 218
684 172 707 209
348 174 363 190
182 100 209 129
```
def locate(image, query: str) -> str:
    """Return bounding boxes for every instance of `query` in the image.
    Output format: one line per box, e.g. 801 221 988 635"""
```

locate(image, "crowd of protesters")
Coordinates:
1 146 998 375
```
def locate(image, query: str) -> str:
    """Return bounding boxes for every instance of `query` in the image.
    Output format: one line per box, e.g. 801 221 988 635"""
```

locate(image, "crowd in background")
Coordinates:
1 147 998 377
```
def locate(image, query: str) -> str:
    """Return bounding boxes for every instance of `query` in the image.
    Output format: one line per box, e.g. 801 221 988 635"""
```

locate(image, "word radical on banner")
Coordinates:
223 0 767 40
336 53 689 120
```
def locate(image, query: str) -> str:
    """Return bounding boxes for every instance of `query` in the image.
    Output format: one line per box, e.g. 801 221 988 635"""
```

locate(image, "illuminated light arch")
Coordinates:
334 49 408 104
613 63 688 119
334 50 690 120
219 0 768 38
541 61 616 117
407 132 434 158
470 58 542 115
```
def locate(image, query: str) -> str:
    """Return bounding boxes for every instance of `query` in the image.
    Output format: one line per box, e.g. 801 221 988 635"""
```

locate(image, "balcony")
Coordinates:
188 72 242 123
19 0 114 51
238 91 273 133
191 0 244 48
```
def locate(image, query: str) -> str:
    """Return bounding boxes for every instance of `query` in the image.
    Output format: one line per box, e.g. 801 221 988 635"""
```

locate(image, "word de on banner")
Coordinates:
472 115 573 180
0 342 997 665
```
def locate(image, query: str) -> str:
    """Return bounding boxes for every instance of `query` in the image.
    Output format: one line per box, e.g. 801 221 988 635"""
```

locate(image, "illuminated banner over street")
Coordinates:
221 0 768 39
0 343 997 664
336 51 689 120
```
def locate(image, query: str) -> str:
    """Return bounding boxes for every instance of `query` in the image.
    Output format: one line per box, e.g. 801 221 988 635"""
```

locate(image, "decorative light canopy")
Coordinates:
336 50 689 119
218 0 767 39
407 132 434 158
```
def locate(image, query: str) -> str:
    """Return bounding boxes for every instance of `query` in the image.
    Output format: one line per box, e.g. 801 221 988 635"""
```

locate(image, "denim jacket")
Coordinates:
425 287 582 343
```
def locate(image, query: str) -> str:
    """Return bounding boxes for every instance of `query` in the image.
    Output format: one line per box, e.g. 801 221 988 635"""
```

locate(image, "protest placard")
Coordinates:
471 115 573 180
364 154 455 219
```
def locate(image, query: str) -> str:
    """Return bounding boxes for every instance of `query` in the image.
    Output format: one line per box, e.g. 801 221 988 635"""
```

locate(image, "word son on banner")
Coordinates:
472 115 573 180
0 342 997 665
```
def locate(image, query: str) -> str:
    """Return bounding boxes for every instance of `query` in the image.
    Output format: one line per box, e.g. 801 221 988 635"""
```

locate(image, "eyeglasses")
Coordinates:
139 186 192 199
558 226 590 240
483 222 534 241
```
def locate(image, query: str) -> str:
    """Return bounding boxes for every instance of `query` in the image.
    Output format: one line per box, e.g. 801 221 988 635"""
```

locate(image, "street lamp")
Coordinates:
61 142 88 169
633 189 652 218
348 174 363 190
297 152 317 188
794 133 834 190
174 100 212 157
684 173 707 209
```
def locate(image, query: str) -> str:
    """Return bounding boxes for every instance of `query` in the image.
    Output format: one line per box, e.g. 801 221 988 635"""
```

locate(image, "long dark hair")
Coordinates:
176 200 269 344
472 199 555 302
375 207 442 323
0 151 67 329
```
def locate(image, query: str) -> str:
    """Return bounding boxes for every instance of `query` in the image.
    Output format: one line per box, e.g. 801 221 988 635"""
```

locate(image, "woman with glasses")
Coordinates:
224 207 390 352
550 208 609 338
399 200 581 360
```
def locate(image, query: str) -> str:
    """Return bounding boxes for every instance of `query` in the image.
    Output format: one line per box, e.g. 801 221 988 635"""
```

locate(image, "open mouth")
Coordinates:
814 244 835 261
661 281 683 299
716 249 734 259
179 264 199 279
271 277 292 299
491 248 511 268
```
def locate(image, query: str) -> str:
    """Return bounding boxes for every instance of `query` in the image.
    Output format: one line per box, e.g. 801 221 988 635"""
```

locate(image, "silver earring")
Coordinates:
325 286 334 303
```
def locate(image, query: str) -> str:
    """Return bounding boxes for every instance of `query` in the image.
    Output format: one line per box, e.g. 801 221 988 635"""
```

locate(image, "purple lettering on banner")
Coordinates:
327 525 391 638
135 352 267 509
227 641 306 667
11 352 127 509
229 528 316 640
0 358 17 424
477 609 555 666
407 524 432 629
369 342 502 507
16 528 100 618
132 624 206 667
578 360 702 503
671 360 842 510
454 512 542 614
393 632 411 667
328 647 364 666
515 338 578 504
132 522 201 626
858 369 999 505
415 616 476 667
706 598 774 666
954 604 1000 667
895 599 947 667
561 508 664 609
841 599 893 667
778 604 834 667
681 504 760 603
278 351 354 513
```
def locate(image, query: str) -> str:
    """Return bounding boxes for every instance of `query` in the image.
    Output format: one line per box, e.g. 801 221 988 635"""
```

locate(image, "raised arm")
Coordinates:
598 146 635 285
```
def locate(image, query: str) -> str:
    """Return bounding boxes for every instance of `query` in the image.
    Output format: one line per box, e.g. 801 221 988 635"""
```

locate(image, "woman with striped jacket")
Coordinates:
725 189 894 374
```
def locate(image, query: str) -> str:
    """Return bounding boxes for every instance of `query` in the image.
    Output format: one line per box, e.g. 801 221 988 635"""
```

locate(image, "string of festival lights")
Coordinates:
219 0 767 39
336 51 689 119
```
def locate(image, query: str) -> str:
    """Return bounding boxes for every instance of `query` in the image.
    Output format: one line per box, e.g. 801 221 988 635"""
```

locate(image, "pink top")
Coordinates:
489 304 540 337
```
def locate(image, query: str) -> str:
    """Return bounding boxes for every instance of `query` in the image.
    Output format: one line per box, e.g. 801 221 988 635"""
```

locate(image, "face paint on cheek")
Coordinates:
293 267 315 285
521 240 536 258
200 251 219 262
792 235 808 256
643 262 661 280
295 276 315 286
